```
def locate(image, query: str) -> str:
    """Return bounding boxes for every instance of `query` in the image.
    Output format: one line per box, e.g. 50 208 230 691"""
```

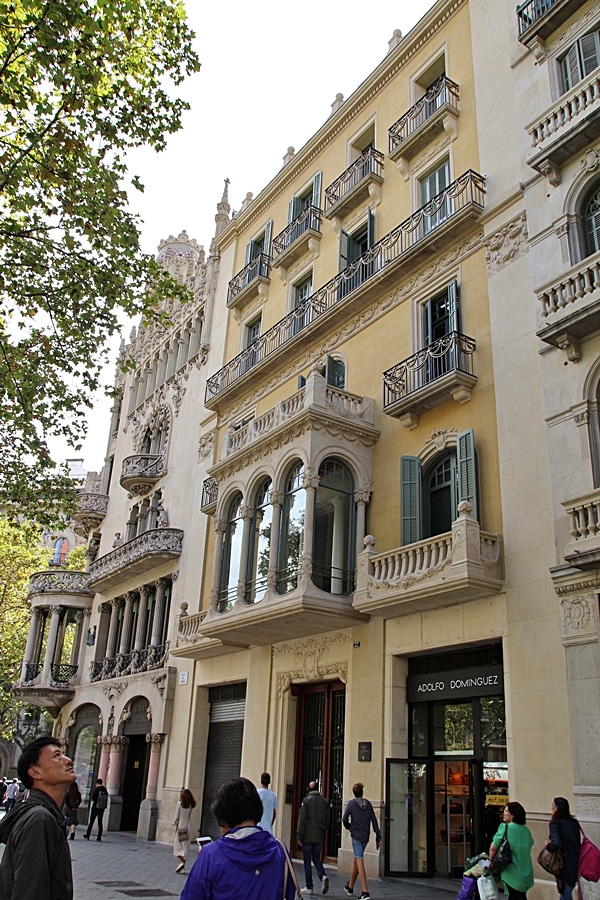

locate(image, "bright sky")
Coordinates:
72 0 436 473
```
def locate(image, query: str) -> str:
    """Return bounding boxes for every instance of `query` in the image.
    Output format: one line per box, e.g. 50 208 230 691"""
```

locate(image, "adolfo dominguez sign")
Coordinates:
407 665 504 703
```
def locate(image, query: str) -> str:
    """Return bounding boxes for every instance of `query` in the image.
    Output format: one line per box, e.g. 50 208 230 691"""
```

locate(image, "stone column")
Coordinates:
70 611 83 666
354 485 372 563
210 519 227 611
105 597 123 659
75 609 91 681
137 734 165 840
97 735 112 783
301 468 320 581
41 606 63 683
267 491 284 590
133 587 150 651
236 505 253 603
21 607 43 681
119 593 135 655
149 580 168 647
106 736 128 831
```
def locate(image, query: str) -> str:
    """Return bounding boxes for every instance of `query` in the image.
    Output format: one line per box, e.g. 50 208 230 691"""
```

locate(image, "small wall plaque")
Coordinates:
358 742 372 762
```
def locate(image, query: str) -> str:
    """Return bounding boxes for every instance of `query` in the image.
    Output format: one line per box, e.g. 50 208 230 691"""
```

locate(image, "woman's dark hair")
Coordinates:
552 797 574 821
66 782 81 802
181 788 197 809
507 801 527 825
18 736 62 789
211 777 263 829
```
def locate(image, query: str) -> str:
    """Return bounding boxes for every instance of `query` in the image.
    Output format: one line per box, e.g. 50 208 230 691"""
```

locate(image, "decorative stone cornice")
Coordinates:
146 732 165 744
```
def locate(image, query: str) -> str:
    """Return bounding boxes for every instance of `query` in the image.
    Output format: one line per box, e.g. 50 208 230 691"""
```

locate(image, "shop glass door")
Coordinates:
385 759 431 876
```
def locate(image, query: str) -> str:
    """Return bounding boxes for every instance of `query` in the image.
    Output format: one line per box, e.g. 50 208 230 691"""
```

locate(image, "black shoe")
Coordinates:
69 833 74 840
96 837 102 841
83 834 90 840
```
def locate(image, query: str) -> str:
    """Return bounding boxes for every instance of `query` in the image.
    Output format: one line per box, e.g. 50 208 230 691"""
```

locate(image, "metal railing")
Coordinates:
227 253 270 305
201 477 219 510
50 663 78 684
272 206 322 260
324 147 384 214
382 331 476 409
23 662 42 682
206 171 485 403
516 0 558 35
388 76 459 154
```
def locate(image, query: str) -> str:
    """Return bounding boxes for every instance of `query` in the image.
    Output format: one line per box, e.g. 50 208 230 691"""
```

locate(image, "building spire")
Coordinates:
214 178 231 237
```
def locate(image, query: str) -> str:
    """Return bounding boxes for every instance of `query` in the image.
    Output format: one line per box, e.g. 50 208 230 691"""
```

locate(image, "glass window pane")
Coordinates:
433 701 474 754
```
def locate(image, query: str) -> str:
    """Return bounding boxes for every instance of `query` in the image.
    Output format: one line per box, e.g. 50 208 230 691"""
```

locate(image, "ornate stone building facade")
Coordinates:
13 1 600 893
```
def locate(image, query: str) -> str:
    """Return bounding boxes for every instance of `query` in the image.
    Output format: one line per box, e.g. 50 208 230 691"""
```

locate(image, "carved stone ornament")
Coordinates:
559 593 598 646
89 529 183 585
199 429 216 461
102 681 128 699
146 733 165 744
151 672 168 697
28 570 92 596
582 149 600 173
485 212 528 276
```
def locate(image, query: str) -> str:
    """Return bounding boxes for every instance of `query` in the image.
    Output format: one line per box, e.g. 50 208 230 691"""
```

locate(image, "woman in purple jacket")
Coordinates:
181 777 297 900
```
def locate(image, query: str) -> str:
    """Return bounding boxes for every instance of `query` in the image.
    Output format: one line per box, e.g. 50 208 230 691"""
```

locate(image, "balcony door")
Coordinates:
421 159 451 234
423 281 459 384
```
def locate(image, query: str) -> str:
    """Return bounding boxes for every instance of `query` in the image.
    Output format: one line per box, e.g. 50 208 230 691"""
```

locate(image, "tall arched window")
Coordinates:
277 462 306 594
585 184 600 257
424 454 457 537
313 458 355 595
246 478 272 604
219 493 244 611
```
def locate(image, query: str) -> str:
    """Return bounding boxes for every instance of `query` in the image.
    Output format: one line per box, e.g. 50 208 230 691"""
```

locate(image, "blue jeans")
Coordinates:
302 841 325 889
559 883 575 900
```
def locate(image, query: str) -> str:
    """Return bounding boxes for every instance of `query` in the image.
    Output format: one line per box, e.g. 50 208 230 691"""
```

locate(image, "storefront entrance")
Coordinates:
385 644 507 878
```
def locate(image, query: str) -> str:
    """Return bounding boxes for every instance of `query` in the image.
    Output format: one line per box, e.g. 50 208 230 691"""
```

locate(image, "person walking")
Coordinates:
0 736 76 899
490 801 534 900
296 780 331 896
181 776 298 900
544 797 580 900
342 782 381 899
62 780 82 840
4 779 19 812
83 777 109 841
174 787 197 873
257 772 278 834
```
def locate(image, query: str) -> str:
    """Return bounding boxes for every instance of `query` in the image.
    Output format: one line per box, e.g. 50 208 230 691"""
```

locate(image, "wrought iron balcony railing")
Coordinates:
227 253 270 306
517 0 558 35
271 205 322 262
201 477 218 511
324 146 384 215
206 171 485 404
50 663 78 684
23 662 42 683
382 331 476 409
388 76 460 154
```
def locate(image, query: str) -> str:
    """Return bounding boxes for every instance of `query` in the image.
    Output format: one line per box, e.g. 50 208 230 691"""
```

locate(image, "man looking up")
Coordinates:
0 736 76 900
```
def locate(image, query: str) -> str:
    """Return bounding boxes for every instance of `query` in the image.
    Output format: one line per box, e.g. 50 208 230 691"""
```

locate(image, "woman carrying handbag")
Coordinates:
543 797 580 900
489 802 534 900
174 788 197 874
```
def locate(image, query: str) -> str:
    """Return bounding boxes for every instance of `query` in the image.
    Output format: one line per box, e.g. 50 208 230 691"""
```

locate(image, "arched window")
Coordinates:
401 430 478 544
219 493 244 611
246 478 272 604
52 537 69 565
277 462 306 594
584 184 600 257
313 458 355 595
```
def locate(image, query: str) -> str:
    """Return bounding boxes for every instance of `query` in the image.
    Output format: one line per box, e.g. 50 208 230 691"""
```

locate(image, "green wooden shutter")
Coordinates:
562 44 581 90
263 219 272 255
244 241 253 265
367 207 375 249
401 456 422 545
581 32 600 77
289 197 301 223
447 280 459 333
456 429 477 522
312 171 322 209
339 229 349 271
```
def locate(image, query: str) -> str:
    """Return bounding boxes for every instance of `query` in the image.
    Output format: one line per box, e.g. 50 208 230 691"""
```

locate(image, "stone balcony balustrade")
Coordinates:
88 528 183 591
72 492 109 536
171 609 240 659
212 366 378 475
119 454 166 495
526 68 600 185
27 569 93 607
562 488 600 569
535 251 600 361
353 502 503 618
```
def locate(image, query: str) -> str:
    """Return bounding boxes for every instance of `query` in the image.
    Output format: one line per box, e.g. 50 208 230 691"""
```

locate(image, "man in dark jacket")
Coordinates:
84 777 109 841
342 782 381 900
296 780 331 895
0 736 76 900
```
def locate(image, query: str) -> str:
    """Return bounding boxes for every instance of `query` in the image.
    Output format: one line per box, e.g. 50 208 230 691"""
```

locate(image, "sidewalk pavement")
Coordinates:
66 829 459 900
